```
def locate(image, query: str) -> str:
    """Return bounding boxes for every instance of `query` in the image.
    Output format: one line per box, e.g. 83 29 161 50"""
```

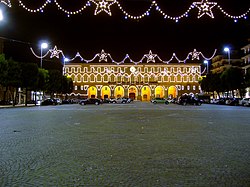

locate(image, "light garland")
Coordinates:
0 0 11 7
30 46 217 65
0 0 248 21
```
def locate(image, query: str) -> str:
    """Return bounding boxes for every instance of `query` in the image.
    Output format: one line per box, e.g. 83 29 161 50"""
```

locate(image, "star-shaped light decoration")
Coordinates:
145 50 157 63
99 49 108 62
0 0 11 7
191 49 201 60
49 46 63 58
193 0 217 18
91 0 116 16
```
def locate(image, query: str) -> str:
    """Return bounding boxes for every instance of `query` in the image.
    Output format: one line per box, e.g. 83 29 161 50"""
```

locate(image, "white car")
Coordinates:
111 98 128 104
239 98 250 106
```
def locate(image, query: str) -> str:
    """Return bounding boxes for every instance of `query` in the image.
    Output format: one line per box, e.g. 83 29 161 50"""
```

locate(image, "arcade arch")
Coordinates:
141 86 151 101
168 86 177 98
128 86 137 100
114 86 124 98
155 86 164 98
88 86 97 98
101 86 111 99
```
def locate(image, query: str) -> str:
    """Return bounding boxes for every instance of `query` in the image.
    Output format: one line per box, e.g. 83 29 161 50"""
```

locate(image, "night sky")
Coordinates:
0 0 249 63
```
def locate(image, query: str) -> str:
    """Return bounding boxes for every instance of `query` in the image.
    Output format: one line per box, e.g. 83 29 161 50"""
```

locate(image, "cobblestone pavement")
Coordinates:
0 102 250 186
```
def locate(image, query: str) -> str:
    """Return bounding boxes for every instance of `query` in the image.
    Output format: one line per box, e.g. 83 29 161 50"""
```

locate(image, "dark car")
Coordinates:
41 98 57 106
178 95 202 106
79 98 102 105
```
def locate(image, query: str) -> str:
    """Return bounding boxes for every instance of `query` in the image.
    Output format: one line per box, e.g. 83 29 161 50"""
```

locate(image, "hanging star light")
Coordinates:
99 49 108 62
145 50 157 63
193 0 217 18
49 46 63 58
90 0 116 16
0 0 11 7
191 49 201 60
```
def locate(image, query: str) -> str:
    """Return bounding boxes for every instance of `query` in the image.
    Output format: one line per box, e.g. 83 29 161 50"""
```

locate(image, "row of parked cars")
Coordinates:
210 98 250 106
151 95 203 106
79 97 133 105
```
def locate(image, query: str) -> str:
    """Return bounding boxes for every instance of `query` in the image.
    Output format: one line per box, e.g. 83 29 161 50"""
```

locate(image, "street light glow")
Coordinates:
204 60 208 64
0 9 3 21
41 42 48 49
223 47 231 65
224 47 230 52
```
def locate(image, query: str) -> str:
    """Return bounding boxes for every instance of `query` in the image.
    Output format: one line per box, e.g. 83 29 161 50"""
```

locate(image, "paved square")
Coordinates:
1 102 250 186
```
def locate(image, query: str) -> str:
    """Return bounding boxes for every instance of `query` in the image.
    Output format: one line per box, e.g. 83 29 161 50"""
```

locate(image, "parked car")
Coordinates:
79 98 102 105
151 98 169 105
41 98 57 106
210 98 219 104
245 99 250 107
239 98 250 106
111 98 129 104
226 98 241 106
177 95 202 106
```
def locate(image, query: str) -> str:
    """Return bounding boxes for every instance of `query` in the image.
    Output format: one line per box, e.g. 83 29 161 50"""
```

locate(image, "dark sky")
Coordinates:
0 0 249 62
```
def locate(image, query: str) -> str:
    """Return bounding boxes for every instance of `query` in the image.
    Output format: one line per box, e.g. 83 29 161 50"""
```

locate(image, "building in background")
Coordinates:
64 58 202 101
241 38 250 98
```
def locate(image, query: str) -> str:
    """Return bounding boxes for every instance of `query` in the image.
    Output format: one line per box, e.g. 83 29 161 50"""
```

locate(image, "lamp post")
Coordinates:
204 60 209 74
40 42 48 68
63 57 69 75
224 47 230 65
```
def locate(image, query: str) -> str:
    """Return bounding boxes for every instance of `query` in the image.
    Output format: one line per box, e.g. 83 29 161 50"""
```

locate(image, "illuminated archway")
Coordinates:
88 86 97 98
168 86 177 99
155 86 164 98
141 86 151 101
114 86 124 98
101 86 111 99
128 86 137 100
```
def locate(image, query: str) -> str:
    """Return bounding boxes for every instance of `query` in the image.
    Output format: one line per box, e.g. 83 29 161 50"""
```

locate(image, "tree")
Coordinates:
7 58 21 105
62 76 73 96
47 69 62 97
220 67 244 98
37 68 49 92
0 54 8 103
20 62 39 106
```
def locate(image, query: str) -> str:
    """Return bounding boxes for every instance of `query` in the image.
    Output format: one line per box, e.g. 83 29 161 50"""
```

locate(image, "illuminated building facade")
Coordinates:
64 61 202 101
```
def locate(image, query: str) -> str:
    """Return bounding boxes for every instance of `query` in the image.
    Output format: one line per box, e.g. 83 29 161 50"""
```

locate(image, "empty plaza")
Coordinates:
1 102 250 186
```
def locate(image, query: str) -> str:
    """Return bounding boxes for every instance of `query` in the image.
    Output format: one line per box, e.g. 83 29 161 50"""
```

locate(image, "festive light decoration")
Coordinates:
193 0 217 18
0 0 247 21
49 45 63 58
30 46 217 65
0 0 11 7
90 0 116 16
145 50 157 63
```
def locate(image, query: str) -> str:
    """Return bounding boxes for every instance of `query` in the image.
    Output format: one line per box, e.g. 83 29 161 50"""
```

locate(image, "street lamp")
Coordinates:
40 42 48 68
224 47 230 65
204 60 209 74
63 57 69 75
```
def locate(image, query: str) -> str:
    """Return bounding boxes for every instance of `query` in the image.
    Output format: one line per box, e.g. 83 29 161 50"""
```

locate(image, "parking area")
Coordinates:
1 102 250 186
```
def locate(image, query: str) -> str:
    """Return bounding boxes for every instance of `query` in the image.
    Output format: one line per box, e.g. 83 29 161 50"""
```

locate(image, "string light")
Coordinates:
30 46 217 65
0 0 11 7
1 0 248 21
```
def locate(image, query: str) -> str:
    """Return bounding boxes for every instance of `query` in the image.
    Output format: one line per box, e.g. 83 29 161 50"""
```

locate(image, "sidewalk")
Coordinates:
0 104 37 109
